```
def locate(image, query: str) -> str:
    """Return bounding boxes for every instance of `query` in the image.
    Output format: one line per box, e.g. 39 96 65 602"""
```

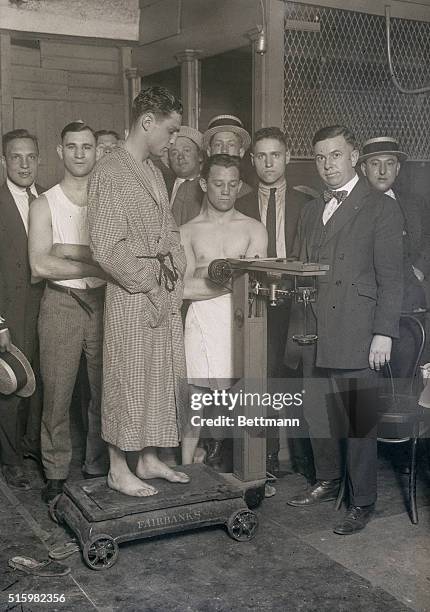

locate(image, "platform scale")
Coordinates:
53 258 328 570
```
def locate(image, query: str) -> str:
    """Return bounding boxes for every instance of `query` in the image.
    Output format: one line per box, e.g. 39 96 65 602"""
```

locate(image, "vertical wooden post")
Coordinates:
120 47 133 135
0 32 13 154
125 66 141 134
175 50 202 129
248 0 285 132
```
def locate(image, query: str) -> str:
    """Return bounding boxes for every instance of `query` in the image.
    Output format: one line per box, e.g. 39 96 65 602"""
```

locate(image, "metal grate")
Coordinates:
283 2 430 160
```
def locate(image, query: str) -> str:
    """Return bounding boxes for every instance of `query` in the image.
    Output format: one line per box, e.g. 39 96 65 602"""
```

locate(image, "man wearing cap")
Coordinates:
203 114 253 199
237 127 311 476
168 126 204 226
29 121 108 502
360 137 430 314
286 125 404 534
0 129 44 490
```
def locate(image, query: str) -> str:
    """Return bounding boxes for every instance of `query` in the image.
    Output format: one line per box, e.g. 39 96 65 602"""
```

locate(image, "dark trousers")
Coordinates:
266 303 291 456
302 365 380 507
0 394 23 466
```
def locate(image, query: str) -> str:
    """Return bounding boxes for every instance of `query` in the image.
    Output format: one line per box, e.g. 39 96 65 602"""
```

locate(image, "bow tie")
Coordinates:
323 189 348 204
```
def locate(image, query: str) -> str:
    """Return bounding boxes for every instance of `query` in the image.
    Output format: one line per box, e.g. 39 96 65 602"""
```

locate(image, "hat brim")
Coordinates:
359 150 408 163
202 125 251 152
0 344 36 398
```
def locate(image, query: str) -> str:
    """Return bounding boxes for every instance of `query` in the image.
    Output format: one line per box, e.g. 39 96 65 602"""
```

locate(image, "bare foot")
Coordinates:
136 456 190 484
107 470 158 497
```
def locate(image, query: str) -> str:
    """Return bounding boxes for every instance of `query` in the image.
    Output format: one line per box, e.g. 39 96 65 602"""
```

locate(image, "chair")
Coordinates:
376 312 427 524
335 312 427 524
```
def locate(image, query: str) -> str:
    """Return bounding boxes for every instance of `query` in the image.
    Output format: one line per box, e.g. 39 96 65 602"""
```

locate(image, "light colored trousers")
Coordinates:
39 285 108 479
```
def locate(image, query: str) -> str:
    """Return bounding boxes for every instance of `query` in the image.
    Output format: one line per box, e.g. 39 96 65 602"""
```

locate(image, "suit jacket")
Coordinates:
289 179 404 370
0 182 44 359
394 189 430 310
236 184 311 257
171 178 203 226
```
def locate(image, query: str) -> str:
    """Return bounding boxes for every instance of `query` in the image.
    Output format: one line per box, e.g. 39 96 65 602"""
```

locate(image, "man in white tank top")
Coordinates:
28 121 108 503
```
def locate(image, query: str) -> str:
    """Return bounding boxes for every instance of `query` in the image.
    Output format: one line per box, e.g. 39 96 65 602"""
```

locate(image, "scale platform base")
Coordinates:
53 464 259 570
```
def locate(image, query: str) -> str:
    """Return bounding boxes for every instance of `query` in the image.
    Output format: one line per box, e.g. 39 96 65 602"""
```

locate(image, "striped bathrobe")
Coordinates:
87 147 187 451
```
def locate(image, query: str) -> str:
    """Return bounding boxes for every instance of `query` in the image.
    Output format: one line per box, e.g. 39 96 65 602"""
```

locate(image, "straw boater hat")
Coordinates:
0 344 36 397
176 126 203 150
359 136 408 163
202 115 251 152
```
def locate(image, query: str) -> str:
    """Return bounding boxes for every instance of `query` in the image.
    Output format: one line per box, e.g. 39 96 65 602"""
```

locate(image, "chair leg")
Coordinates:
408 437 418 525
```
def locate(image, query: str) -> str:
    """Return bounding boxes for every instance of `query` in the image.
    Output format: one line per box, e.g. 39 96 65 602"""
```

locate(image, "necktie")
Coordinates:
266 187 277 258
323 189 348 204
26 187 36 204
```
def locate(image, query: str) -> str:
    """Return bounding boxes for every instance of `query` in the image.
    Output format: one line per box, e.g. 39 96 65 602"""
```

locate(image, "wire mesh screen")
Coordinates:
283 2 430 160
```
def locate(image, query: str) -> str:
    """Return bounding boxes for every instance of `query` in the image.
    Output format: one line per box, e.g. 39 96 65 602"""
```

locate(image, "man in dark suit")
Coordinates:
360 136 430 383
236 127 310 476
0 129 44 489
168 125 204 226
286 125 404 534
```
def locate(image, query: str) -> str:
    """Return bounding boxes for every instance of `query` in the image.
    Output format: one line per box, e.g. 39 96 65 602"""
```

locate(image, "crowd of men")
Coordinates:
1 85 429 536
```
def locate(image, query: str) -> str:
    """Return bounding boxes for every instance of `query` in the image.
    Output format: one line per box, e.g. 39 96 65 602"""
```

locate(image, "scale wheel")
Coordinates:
227 509 258 541
83 534 119 570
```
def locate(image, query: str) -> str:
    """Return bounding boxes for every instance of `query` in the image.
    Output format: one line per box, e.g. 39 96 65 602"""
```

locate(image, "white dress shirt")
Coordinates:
7 178 38 235
322 173 359 225
258 179 287 258
170 177 187 207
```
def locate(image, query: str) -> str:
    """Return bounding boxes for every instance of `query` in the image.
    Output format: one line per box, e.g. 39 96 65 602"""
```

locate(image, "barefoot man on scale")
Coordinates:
88 87 190 497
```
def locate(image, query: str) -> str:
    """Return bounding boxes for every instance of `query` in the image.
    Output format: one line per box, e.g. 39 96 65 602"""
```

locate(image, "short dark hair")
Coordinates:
312 125 357 149
253 127 288 149
201 154 241 180
131 86 182 125
2 129 39 155
95 129 120 141
61 121 96 141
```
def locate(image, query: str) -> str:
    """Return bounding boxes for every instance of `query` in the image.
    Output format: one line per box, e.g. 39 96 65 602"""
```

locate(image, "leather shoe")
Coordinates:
266 453 281 478
2 465 31 490
42 479 65 503
287 479 340 507
333 504 374 535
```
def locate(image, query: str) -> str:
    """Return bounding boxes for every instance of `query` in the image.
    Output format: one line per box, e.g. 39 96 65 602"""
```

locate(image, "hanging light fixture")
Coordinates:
256 0 267 55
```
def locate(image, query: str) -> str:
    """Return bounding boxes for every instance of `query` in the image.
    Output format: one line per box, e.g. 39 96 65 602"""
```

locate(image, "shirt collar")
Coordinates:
385 188 396 199
7 177 36 195
331 173 359 197
259 178 287 194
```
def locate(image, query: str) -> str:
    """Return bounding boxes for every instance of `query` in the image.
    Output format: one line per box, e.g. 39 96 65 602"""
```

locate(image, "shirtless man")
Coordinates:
180 154 267 464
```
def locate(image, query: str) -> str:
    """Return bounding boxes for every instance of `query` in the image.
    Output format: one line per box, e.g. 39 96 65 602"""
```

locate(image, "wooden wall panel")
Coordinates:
67 72 121 91
10 45 40 67
13 97 124 188
41 56 119 75
40 41 119 62
5 38 126 185
14 65 68 85
13 98 68 189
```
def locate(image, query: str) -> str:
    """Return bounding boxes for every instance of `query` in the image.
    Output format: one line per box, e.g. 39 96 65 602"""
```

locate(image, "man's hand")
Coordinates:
369 334 392 371
0 329 12 353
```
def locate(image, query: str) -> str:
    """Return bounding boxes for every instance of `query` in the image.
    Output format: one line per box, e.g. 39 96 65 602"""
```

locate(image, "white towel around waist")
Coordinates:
184 293 233 389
